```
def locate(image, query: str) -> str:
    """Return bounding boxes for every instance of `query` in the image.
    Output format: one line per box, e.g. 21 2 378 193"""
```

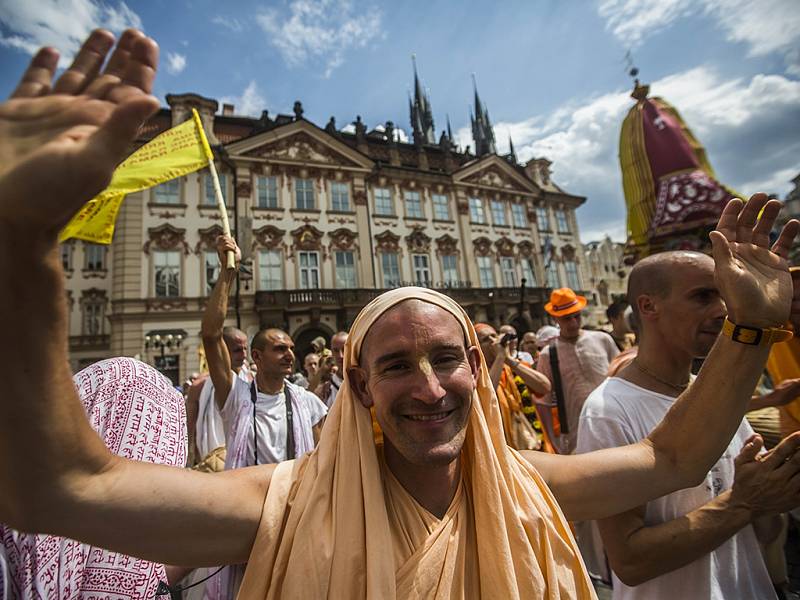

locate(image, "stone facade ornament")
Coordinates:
405 227 431 253
494 236 515 257
195 224 225 254
143 223 189 255
435 234 459 257
329 228 359 257
374 230 401 255
253 225 286 250
290 223 324 256
473 236 493 257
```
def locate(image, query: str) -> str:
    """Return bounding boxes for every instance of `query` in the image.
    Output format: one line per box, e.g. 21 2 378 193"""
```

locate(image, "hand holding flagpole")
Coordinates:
193 110 236 270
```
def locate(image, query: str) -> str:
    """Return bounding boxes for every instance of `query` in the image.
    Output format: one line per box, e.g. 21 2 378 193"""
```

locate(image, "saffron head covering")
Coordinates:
239 287 595 599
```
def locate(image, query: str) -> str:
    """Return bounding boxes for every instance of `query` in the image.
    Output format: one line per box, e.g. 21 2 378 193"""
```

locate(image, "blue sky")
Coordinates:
1 0 798 242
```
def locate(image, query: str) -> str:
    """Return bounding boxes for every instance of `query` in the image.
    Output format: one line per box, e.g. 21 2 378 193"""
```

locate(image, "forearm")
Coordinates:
488 355 504 390
752 514 783 544
600 492 752 586
200 269 234 341
510 361 551 396
647 336 770 490
0 227 111 525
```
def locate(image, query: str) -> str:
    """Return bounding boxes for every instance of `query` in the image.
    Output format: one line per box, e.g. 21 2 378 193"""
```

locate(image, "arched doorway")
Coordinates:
292 323 335 372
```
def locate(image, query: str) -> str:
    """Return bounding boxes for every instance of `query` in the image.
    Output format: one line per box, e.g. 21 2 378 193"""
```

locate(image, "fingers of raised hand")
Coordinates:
107 33 159 103
715 198 744 241
771 219 800 260
84 29 143 99
752 199 783 247
52 29 115 95
735 193 769 244
735 435 763 467
10 47 59 99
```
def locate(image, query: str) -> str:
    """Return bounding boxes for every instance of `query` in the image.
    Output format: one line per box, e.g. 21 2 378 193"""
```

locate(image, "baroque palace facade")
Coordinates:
63 74 587 384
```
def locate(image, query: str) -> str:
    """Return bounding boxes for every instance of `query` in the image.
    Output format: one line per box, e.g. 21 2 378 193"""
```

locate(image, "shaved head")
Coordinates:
251 328 291 351
627 251 711 319
222 326 246 346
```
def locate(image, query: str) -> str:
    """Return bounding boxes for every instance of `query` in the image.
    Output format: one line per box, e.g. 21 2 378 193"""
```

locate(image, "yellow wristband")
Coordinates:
721 317 793 346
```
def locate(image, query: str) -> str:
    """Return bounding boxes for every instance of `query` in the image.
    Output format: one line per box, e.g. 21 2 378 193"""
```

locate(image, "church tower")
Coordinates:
470 75 496 156
409 55 436 145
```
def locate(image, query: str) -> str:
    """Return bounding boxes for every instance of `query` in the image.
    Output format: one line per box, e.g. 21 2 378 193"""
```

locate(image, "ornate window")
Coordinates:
334 250 357 288
381 252 401 288
61 242 74 271
330 182 351 212
511 203 528 228
80 289 106 336
145 224 188 298
441 254 459 284
374 187 394 216
546 262 560 288
469 197 486 224
204 171 227 206
432 193 450 220
491 200 507 226
521 257 537 286
404 191 423 219
204 251 220 295
536 206 550 231
556 209 570 234
412 254 431 286
565 260 581 290
153 179 180 204
295 178 316 210
298 251 320 289
258 249 283 290
257 176 279 208
154 251 181 297
83 243 106 271
500 257 517 287
477 256 495 288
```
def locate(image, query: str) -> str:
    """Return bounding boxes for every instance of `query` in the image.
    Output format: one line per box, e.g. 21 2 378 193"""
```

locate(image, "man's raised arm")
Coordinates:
525 194 800 521
0 30 270 568
201 234 240 411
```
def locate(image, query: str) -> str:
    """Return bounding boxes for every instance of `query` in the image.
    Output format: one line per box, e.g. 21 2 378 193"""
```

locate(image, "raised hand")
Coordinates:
710 193 800 328
0 29 160 235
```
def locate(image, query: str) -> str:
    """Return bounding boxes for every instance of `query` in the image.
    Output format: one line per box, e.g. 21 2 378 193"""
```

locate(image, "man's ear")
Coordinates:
347 367 373 408
466 345 480 387
637 294 658 320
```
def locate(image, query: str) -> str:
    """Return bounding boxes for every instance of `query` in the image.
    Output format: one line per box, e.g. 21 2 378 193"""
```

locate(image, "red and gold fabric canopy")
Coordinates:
620 82 737 259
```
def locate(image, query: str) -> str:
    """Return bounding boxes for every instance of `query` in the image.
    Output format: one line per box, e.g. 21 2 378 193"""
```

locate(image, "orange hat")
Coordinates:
545 287 587 317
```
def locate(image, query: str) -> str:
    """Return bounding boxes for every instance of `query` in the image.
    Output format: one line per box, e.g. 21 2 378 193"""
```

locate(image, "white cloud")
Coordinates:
0 0 142 66
220 80 267 117
256 0 383 78
166 52 186 75
211 15 244 33
598 0 800 73
493 66 800 242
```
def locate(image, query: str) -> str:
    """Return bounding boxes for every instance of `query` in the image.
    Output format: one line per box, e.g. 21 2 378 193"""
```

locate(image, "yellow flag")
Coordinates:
60 109 214 244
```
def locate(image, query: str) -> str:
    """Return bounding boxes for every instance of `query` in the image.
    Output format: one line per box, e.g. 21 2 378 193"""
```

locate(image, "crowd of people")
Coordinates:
1 29 800 600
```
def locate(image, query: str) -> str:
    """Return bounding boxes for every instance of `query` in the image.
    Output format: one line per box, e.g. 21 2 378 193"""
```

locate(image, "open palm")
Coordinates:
0 29 160 233
710 194 800 328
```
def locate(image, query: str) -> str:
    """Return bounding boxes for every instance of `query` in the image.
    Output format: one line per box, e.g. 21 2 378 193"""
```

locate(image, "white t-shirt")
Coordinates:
222 377 327 465
576 377 775 600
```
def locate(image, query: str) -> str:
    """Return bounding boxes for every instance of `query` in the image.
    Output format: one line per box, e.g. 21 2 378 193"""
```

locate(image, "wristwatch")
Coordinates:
721 317 793 346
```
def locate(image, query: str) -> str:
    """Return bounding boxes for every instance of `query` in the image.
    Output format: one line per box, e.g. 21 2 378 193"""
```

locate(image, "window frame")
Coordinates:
298 250 320 289
153 179 180 205
412 253 431 286
555 209 570 234
295 178 316 210
477 255 495 288
381 252 401 288
500 256 517 287
536 206 551 231
330 181 351 212
441 254 459 284
469 197 486 224
511 203 528 228
256 175 279 209
404 190 424 219
153 250 181 298
204 250 220 296
334 250 357 288
432 193 450 221
204 172 227 206
374 187 394 216
491 200 507 226
258 248 284 291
